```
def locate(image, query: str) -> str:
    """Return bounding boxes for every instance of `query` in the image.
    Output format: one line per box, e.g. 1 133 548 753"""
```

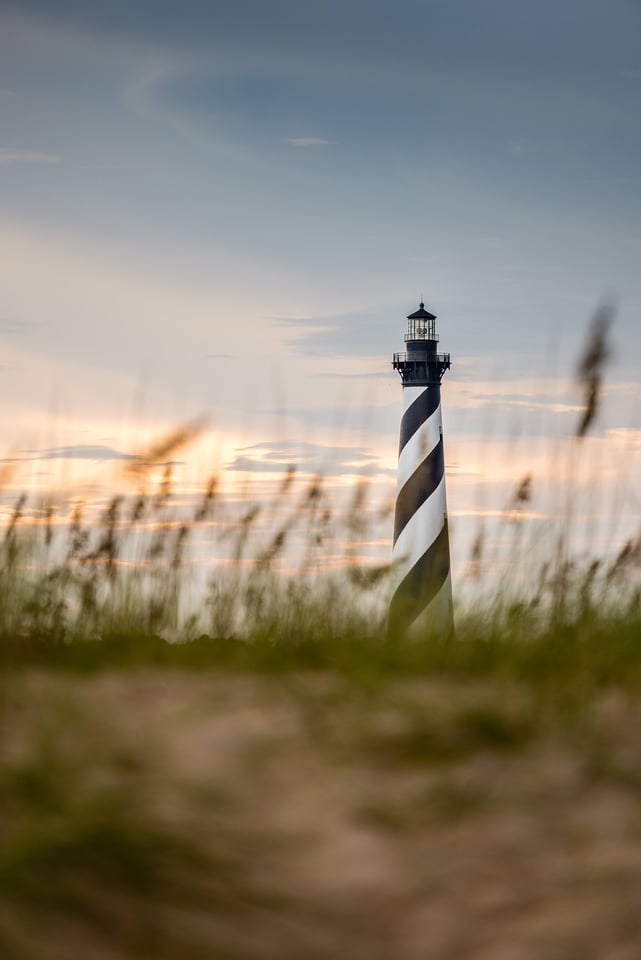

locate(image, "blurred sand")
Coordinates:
2 671 641 960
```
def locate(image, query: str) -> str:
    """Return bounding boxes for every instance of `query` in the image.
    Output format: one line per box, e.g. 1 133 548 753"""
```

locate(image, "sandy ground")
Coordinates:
2 670 641 959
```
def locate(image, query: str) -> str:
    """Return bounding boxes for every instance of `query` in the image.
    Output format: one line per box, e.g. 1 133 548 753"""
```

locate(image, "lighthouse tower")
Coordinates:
389 302 453 636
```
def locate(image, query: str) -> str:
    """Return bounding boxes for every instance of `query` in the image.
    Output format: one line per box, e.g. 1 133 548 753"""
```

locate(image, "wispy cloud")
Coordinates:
1 445 140 463
228 440 394 477
312 371 387 380
287 137 335 147
0 149 62 164
276 307 395 357
0 318 39 336
0 443 190 468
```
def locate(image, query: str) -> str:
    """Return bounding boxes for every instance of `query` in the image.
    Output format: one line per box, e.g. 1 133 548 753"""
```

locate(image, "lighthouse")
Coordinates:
389 302 453 637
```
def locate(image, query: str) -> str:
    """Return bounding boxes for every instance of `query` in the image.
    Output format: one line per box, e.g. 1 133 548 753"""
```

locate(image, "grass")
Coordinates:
3 665 641 958
1 496 641 958
2 304 641 956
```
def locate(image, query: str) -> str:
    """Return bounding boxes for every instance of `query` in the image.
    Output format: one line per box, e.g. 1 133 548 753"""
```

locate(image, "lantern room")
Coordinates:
405 302 438 342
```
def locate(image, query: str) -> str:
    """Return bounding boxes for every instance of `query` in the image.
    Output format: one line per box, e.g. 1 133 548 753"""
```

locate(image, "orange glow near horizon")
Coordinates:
1 371 640 591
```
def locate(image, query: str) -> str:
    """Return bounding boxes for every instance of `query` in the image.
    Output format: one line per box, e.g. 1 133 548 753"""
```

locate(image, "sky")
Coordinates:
1 0 640 581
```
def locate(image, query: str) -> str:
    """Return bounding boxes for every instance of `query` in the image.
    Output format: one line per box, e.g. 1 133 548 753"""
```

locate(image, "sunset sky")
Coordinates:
1 0 640 576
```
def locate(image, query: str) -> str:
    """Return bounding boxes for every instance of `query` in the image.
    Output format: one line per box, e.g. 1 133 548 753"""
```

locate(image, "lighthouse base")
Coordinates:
402 570 454 640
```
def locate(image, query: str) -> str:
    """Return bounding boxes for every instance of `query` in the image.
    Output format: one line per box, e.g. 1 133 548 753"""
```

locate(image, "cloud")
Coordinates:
42 445 140 461
287 137 334 147
464 390 582 413
312 371 389 380
1 444 139 463
238 439 371 460
0 444 191 467
275 307 400 357
227 455 294 474
0 149 62 164
0 318 39 336
228 440 395 477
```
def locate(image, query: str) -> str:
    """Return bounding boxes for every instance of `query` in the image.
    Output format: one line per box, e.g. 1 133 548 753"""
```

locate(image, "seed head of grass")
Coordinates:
575 300 615 440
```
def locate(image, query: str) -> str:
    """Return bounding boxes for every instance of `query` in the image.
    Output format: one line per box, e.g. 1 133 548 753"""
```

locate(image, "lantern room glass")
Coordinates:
405 316 437 342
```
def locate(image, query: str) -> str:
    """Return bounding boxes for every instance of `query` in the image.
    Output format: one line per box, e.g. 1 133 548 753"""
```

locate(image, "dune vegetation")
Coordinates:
2 304 641 958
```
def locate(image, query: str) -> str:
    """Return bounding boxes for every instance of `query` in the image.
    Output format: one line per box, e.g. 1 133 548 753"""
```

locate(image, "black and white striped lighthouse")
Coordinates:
389 302 453 637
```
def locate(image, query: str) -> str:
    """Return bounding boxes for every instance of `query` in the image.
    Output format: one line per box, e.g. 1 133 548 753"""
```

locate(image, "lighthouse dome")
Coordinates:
406 302 437 321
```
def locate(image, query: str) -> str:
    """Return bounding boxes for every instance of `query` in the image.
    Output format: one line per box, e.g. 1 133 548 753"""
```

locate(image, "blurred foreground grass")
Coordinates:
3 650 641 959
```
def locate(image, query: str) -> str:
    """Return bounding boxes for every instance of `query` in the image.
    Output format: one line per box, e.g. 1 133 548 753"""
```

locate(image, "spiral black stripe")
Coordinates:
388 521 451 634
393 435 444 544
398 385 441 455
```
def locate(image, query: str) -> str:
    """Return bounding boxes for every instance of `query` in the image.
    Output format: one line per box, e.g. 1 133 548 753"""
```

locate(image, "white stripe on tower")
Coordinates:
396 391 442 490
389 302 453 637
393 474 446 574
